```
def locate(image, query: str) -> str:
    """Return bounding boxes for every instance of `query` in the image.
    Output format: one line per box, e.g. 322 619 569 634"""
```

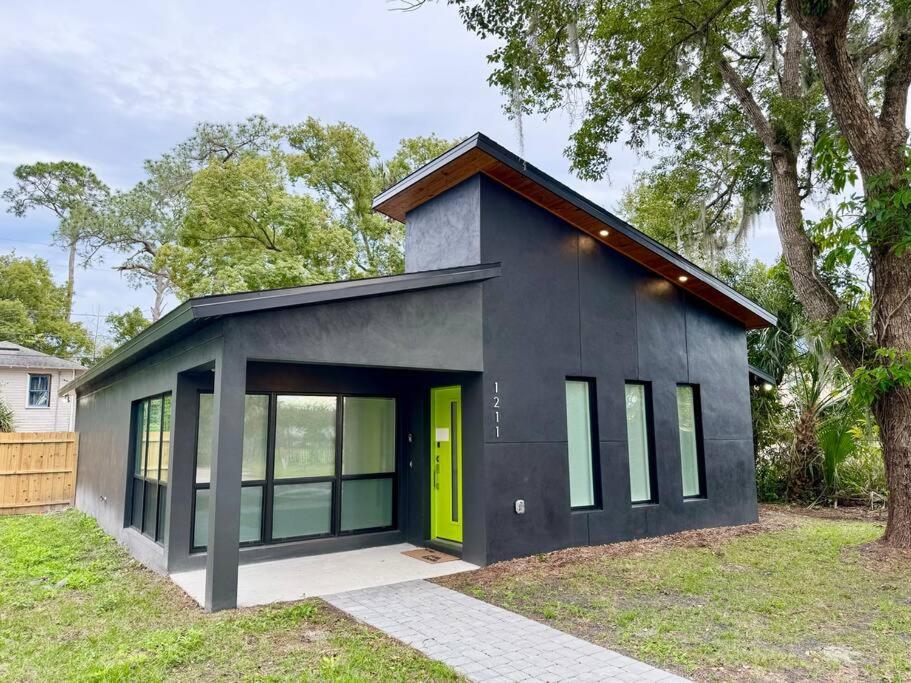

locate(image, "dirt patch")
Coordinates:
438 509 795 590
761 502 887 524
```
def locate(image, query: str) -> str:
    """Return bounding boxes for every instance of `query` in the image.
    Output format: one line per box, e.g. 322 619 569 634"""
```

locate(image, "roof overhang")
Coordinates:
374 133 776 330
748 364 777 388
62 263 501 396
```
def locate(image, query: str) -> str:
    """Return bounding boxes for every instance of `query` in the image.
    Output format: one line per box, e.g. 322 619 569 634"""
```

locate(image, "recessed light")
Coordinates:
677 275 689 283
598 229 609 237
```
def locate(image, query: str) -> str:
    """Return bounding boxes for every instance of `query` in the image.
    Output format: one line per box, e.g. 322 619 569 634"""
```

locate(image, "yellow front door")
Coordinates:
431 386 462 543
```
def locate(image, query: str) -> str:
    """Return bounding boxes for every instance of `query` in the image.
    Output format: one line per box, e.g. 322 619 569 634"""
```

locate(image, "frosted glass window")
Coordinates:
625 383 653 503
565 381 596 508
342 397 395 474
272 483 332 539
341 478 393 531
677 386 703 497
242 395 269 481
274 396 337 479
193 489 208 549
240 486 263 543
192 487 263 549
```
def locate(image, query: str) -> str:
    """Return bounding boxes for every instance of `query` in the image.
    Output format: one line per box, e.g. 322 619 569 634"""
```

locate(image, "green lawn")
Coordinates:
0 510 458 682
440 508 911 682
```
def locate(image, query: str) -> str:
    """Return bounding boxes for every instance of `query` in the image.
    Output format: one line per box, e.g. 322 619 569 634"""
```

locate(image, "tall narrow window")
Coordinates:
565 380 598 509
625 383 655 504
677 385 704 498
128 393 171 544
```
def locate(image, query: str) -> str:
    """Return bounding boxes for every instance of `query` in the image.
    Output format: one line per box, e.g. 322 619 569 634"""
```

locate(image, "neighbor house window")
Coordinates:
192 392 396 551
27 374 51 408
128 393 171 543
625 382 656 504
677 385 705 498
564 379 599 509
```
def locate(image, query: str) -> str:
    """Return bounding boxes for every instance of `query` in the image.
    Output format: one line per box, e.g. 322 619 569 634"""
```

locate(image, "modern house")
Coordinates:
0 341 84 431
65 134 775 612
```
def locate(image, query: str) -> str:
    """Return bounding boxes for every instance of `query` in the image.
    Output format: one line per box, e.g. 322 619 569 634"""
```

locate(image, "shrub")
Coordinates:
0 396 13 432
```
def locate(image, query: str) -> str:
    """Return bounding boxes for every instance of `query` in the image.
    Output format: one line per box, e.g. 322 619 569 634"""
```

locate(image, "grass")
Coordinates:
440 508 911 682
0 510 458 682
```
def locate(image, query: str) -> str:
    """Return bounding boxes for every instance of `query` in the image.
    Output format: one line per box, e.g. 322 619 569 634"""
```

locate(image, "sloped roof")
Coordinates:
61 263 501 395
0 341 85 371
374 133 776 330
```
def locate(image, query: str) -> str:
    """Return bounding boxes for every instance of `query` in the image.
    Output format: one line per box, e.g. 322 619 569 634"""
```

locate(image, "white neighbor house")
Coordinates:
0 341 85 432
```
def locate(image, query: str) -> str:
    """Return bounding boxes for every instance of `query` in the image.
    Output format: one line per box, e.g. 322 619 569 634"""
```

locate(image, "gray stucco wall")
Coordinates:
411 175 757 563
73 281 486 575
405 175 481 273
74 324 224 572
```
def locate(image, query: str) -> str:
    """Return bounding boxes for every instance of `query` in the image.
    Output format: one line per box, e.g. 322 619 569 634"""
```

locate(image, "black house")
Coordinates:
66 134 775 611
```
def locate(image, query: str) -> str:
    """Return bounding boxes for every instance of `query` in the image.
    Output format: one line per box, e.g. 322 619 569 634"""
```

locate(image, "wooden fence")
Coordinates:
0 432 78 515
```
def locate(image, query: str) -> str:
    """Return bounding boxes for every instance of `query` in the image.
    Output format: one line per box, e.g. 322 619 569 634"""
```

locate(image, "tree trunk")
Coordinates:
768 147 860 373
871 249 911 546
785 0 911 547
151 274 168 323
65 239 77 320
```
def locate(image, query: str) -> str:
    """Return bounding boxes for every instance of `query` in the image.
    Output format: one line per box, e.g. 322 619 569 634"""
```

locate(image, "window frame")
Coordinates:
191 390 398 553
676 383 707 500
26 373 52 409
126 392 171 544
564 377 602 511
624 381 659 505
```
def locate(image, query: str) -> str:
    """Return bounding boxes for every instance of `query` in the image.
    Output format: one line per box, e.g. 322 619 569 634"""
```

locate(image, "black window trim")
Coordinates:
126 391 171 545
677 383 708 500
565 376 602 512
191 389 398 553
625 380 659 506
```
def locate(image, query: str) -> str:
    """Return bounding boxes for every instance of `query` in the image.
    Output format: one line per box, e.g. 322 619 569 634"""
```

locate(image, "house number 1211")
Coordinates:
493 381 501 438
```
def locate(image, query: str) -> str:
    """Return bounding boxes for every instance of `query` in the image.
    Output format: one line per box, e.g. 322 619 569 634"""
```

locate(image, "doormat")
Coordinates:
402 548 458 564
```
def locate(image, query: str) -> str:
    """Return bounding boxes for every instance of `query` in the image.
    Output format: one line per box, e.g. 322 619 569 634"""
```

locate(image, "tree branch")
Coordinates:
716 57 776 149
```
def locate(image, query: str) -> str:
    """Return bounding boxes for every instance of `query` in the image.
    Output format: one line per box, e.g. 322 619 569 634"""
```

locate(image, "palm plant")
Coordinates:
0 396 14 432
786 338 850 502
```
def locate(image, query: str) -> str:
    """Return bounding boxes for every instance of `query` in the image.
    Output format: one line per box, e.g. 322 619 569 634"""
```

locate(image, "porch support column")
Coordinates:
204 347 247 612
164 371 205 571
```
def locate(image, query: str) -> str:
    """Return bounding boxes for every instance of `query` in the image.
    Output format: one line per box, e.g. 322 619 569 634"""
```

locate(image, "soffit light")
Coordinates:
598 229 609 237
677 275 689 283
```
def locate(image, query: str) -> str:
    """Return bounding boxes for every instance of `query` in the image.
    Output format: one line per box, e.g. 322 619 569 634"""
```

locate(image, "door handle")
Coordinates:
433 452 440 490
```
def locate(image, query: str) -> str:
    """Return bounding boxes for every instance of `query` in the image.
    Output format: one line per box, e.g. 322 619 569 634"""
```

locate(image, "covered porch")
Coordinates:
161 355 484 612
171 542 477 608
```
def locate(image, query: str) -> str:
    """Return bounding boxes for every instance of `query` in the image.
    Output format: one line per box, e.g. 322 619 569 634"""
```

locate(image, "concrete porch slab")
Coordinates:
170 542 478 608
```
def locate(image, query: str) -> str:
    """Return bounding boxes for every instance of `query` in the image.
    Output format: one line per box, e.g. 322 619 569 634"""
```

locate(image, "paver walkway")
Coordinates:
325 579 688 682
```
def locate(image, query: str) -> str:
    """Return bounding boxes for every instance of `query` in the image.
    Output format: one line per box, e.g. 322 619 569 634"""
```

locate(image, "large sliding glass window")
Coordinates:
677 385 705 498
192 392 396 551
625 382 656 504
128 393 171 544
564 380 599 509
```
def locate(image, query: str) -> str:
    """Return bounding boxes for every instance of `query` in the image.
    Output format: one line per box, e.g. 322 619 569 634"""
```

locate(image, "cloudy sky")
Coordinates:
0 0 781 333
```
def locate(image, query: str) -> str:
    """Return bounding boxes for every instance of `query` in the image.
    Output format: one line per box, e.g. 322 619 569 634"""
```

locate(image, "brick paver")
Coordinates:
325 579 689 682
